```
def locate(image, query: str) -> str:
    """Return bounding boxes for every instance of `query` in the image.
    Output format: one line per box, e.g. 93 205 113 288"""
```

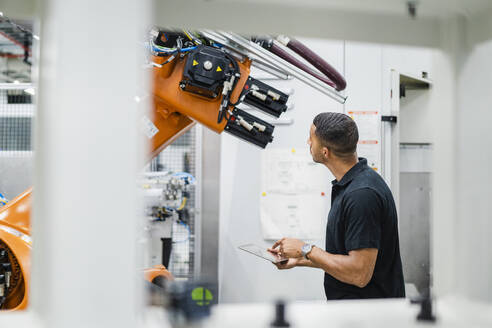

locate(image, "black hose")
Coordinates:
217 52 241 124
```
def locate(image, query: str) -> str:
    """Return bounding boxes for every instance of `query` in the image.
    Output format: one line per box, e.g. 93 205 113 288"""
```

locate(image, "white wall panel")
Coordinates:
399 89 434 144
344 42 382 111
454 35 492 303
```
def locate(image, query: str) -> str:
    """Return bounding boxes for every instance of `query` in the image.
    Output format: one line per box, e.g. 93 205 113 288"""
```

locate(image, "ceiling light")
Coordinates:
24 88 35 96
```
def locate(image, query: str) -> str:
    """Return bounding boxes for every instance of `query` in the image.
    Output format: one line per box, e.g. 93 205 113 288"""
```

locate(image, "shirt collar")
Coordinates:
332 158 368 187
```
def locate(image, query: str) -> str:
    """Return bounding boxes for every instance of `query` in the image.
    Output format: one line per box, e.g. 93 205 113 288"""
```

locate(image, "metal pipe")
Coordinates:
214 31 347 104
200 30 292 80
250 60 291 80
222 31 346 103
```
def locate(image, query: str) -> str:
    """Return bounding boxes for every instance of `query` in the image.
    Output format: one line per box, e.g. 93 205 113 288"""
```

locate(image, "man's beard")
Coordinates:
311 149 323 163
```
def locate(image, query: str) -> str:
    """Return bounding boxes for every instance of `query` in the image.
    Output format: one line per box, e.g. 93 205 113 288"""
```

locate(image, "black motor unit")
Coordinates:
180 46 237 99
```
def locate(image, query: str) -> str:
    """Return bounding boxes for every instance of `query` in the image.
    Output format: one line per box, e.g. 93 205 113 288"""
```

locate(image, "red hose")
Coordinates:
273 38 346 91
270 43 337 90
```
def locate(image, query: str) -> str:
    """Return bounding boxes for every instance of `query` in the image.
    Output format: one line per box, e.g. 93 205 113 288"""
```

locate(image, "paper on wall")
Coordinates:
260 148 332 240
260 193 328 240
357 141 380 172
347 110 381 172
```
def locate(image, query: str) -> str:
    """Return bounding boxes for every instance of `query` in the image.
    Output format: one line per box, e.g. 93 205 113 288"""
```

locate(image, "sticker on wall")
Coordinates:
140 115 159 139
347 110 381 172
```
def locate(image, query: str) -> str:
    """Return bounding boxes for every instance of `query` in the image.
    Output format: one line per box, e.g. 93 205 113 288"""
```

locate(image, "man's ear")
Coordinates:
322 146 330 159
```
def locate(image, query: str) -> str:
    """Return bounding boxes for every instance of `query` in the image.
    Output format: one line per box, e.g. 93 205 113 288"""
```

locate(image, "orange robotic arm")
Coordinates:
147 30 298 157
148 57 286 157
149 54 252 158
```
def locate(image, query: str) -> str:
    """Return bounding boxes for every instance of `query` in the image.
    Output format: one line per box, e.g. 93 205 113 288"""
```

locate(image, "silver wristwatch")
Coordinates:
301 243 314 259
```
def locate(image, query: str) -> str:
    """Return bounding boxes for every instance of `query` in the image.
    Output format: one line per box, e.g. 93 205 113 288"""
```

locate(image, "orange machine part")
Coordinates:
0 190 170 311
149 98 196 160
144 264 174 283
0 189 32 310
0 189 31 235
149 54 251 157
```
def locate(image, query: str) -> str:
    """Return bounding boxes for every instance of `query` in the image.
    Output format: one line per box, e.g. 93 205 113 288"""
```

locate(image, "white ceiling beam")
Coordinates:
154 0 440 47
0 0 36 19
465 7 492 45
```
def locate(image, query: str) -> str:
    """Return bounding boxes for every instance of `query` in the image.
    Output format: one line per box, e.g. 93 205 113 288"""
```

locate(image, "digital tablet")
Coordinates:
238 243 288 264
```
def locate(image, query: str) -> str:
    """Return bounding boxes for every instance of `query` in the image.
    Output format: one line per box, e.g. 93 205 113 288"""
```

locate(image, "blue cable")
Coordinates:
181 46 198 52
0 193 7 207
172 172 196 184
173 221 191 243
152 45 197 54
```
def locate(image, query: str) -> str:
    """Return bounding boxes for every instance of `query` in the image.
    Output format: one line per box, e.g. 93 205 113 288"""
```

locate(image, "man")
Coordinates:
269 112 405 300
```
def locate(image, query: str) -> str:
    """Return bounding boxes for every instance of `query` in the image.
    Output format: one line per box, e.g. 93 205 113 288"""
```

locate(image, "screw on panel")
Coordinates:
407 1 418 19
203 60 213 70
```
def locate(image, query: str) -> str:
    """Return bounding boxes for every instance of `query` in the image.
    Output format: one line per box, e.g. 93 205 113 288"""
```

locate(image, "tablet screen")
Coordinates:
238 243 288 264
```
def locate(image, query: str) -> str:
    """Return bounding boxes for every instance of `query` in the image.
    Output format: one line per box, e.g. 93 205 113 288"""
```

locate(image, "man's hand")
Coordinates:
273 257 299 270
269 246 316 270
269 237 305 258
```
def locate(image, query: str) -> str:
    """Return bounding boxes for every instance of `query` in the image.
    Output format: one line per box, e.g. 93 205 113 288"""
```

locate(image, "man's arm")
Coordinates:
307 246 378 288
270 241 378 288
272 188 382 287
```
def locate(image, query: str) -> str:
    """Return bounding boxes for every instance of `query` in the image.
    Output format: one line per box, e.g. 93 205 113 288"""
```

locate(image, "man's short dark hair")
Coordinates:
313 112 358 158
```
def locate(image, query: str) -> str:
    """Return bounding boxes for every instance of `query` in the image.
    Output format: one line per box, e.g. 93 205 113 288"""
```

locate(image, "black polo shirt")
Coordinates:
324 158 405 300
